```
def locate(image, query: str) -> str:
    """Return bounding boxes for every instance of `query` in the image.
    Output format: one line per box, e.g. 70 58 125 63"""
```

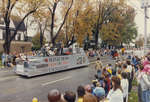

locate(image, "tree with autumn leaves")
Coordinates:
0 0 138 53
60 0 96 47
58 0 137 47
100 1 137 46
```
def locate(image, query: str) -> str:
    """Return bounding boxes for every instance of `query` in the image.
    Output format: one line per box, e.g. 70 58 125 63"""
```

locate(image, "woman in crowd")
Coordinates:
121 72 129 102
139 65 150 102
136 64 144 102
107 76 123 102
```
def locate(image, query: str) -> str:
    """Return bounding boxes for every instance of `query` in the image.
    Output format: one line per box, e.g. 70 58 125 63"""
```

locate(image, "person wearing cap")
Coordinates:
64 91 76 102
139 65 150 102
83 85 97 102
48 89 66 102
93 87 105 102
107 76 123 102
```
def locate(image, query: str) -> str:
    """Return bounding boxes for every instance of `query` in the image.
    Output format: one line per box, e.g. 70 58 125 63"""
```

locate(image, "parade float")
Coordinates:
14 46 89 77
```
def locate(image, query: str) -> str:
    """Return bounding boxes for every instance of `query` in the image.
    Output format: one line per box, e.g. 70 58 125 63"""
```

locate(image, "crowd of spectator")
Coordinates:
1 47 149 102
37 49 149 102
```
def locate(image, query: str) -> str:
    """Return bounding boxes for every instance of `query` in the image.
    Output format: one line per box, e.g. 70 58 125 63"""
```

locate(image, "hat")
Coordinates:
92 80 98 83
93 87 105 98
143 64 150 74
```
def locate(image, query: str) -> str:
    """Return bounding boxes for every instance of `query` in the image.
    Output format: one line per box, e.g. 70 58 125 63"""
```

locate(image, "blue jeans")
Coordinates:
2 58 5 66
142 90 150 102
97 70 101 78
146 90 150 102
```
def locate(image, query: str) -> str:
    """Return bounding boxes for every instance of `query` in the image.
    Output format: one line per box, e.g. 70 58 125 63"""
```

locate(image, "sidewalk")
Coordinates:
0 66 14 71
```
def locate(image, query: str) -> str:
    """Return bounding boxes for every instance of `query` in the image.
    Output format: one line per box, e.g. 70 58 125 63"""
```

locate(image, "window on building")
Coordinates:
2 30 6 40
0 17 4 25
17 33 21 41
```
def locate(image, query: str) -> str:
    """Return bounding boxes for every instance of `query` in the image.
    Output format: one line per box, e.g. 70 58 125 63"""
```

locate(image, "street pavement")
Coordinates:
0 56 115 102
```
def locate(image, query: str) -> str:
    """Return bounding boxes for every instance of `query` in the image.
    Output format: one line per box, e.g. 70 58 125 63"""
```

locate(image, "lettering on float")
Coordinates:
48 56 69 62
36 64 48 68
48 56 69 67
36 56 70 68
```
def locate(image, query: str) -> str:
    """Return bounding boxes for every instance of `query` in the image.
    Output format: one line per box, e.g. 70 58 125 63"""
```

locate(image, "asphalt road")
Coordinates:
0 56 115 102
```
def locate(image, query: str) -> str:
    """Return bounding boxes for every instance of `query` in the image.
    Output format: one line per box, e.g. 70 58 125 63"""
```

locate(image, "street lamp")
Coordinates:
141 0 150 55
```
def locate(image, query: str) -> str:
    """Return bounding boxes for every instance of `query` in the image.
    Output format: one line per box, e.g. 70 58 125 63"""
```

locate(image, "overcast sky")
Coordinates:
127 0 150 38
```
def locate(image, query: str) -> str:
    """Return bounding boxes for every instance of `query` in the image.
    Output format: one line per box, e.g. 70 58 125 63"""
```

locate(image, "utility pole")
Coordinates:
141 0 150 54
144 6 148 54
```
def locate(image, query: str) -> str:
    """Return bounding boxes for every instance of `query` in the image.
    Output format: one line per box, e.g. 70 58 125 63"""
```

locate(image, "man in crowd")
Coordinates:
84 84 97 102
95 58 103 78
64 91 76 102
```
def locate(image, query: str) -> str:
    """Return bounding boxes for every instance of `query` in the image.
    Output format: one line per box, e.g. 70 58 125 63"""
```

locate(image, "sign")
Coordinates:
36 64 48 68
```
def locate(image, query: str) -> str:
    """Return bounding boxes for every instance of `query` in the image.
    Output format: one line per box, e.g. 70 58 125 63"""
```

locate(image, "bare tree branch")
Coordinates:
10 8 37 41
4 0 11 21
48 7 52 14
8 0 18 18
53 0 74 43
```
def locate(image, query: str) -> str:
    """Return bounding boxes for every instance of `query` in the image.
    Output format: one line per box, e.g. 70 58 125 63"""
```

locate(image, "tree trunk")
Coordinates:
49 2 58 46
3 20 11 54
40 31 43 48
3 41 11 54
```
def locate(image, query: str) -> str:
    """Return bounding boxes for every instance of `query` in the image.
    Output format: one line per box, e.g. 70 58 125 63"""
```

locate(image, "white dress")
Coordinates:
121 79 129 102
107 89 123 102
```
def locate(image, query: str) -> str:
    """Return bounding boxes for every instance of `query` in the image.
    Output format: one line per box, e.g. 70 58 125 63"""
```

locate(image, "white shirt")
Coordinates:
49 50 55 55
140 73 150 91
127 65 133 73
121 79 129 98
107 89 123 102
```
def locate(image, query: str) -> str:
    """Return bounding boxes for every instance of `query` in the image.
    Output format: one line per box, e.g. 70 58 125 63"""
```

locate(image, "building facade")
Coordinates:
0 16 32 53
